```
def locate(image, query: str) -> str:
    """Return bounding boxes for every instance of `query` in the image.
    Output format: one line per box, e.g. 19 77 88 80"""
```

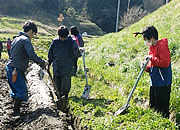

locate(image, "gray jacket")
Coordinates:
7 32 45 72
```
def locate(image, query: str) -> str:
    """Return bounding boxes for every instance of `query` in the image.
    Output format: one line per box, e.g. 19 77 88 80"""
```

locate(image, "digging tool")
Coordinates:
114 57 151 116
81 51 91 99
39 68 64 111
46 69 65 111
48 69 68 112
46 70 61 100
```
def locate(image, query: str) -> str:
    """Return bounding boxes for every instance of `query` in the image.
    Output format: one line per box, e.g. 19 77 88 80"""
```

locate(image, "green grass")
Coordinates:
69 0 180 129
0 0 179 129
0 16 56 60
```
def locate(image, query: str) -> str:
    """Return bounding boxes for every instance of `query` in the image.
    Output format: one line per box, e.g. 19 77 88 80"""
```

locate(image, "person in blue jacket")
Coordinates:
48 26 83 111
6 21 48 116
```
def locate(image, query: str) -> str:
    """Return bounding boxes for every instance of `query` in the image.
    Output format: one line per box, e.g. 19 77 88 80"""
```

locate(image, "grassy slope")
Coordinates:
0 1 179 129
0 16 57 59
69 0 180 129
0 16 101 59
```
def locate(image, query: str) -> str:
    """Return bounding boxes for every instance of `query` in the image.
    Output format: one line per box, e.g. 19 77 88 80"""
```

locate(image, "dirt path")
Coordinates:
0 62 74 130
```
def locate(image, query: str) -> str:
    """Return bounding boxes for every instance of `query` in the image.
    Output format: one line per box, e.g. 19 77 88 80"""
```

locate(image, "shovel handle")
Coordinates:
47 70 61 100
82 51 89 86
125 57 151 107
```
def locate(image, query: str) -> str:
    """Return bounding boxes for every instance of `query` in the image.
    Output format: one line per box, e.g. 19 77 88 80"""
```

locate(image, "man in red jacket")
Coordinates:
135 26 172 118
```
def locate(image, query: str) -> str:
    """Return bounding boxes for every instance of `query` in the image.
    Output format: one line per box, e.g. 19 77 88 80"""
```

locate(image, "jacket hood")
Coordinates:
54 36 72 42
18 32 29 37
156 38 168 46
13 32 29 39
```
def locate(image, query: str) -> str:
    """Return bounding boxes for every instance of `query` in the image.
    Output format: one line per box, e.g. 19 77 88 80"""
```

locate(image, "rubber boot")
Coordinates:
58 95 67 112
11 97 22 116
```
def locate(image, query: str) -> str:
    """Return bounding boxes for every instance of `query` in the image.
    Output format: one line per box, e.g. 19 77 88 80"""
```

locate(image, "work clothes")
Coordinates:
48 36 81 76
6 66 28 101
12 97 22 116
7 32 45 72
146 38 172 87
7 40 11 57
72 34 84 47
6 32 45 101
72 58 78 75
7 40 11 50
146 38 172 118
150 85 171 118
53 74 71 98
71 34 84 75
48 36 81 101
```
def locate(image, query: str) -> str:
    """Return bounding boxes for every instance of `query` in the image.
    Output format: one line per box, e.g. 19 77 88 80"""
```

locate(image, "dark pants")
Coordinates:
73 58 78 74
53 74 71 99
150 84 171 118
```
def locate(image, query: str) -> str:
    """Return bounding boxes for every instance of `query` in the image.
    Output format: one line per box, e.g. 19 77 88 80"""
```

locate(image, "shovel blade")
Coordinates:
82 85 91 99
114 104 130 116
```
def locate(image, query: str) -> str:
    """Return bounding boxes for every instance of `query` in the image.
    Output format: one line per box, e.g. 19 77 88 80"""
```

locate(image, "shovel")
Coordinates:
46 69 64 110
81 51 91 99
114 57 151 116
47 70 61 100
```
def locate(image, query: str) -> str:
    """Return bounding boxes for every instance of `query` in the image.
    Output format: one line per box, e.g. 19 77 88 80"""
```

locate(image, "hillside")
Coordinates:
0 16 56 60
0 0 179 129
0 0 168 33
0 17 57 36
68 0 180 129
0 0 104 35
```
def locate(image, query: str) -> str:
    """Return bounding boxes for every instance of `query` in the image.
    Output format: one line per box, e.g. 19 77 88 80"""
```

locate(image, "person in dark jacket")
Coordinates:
6 21 48 116
135 26 172 118
48 26 83 111
70 26 84 76
0 40 3 59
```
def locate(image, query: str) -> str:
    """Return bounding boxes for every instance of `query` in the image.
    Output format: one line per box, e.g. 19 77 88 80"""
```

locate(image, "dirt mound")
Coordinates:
0 62 74 129
0 59 7 79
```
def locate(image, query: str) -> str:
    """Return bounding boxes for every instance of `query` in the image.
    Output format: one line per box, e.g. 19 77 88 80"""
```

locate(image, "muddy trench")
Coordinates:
0 60 81 130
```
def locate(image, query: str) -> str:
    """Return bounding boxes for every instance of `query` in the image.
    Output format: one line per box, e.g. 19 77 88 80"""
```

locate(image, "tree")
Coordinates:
120 6 148 28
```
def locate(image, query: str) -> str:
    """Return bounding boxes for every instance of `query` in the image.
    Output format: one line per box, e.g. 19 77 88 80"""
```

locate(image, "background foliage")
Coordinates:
0 0 179 129
0 0 169 33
